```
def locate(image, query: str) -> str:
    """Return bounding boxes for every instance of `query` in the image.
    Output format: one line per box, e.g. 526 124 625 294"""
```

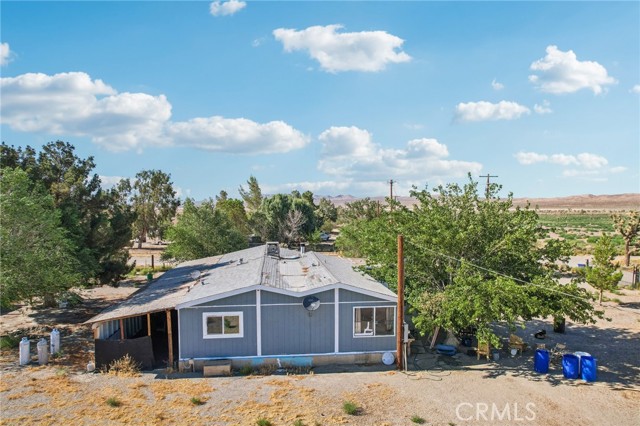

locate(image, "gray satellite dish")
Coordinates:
303 296 320 311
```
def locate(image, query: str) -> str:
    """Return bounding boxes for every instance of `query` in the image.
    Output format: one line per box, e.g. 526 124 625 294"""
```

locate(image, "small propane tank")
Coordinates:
37 338 49 365
86 361 96 372
19 337 30 366
50 328 60 355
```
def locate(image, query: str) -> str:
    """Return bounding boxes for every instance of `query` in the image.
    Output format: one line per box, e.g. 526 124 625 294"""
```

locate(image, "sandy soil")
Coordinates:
1 278 639 425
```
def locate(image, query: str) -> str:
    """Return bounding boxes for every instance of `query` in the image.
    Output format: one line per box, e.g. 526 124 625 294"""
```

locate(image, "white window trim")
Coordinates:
353 306 396 338
202 311 244 339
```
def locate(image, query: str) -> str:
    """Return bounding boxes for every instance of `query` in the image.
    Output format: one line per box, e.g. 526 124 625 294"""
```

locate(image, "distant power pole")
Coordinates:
388 179 395 210
479 174 498 199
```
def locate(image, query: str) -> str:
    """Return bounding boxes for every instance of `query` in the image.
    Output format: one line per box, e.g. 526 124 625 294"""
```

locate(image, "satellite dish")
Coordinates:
190 271 201 281
303 296 320 311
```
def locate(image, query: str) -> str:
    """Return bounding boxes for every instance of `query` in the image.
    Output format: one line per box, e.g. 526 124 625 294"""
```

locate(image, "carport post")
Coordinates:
147 313 151 336
166 310 174 367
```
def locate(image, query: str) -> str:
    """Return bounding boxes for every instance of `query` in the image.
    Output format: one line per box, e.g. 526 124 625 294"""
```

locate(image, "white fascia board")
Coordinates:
177 282 396 309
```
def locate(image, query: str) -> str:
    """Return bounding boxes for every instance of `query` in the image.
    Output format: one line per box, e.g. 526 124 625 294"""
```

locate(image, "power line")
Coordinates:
405 240 594 303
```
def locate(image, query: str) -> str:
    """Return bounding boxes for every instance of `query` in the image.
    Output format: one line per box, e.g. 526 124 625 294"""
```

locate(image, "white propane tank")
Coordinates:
37 338 49 365
50 328 60 355
86 361 95 372
19 337 30 366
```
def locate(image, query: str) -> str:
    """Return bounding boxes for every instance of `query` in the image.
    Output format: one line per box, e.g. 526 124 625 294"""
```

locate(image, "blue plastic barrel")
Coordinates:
534 349 549 373
562 354 579 379
581 356 597 382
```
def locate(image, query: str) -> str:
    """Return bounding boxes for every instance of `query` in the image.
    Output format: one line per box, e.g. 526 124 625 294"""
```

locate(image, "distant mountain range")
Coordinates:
316 193 640 210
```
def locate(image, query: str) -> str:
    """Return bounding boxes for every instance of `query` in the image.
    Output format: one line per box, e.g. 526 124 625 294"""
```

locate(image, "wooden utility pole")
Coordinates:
166 310 174 368
396 235 405 370
479 174 498 199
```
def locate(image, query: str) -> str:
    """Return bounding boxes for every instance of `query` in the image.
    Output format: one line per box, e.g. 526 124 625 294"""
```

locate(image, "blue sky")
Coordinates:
1 1 639 200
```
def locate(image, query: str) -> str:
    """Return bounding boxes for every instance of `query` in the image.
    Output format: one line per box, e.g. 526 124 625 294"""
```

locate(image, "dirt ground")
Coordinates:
1 279 639 425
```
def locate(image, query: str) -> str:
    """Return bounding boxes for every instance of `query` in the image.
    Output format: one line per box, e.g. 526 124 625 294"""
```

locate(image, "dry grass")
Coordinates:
106 354 141 377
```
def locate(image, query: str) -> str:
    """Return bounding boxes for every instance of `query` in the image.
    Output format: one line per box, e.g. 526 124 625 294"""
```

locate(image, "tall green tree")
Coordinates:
584 235 624 305
162 199 247 261
0 168 81 307
238 175 263 215
1 141 134 285
336 177 601 347
612 211 639 266
216 197 250 235
316 197 338 231
131 169 180 247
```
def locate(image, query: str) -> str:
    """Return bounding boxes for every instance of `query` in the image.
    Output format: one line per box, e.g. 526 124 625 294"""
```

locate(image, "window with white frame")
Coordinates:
353 306 395 337
202 312 243 338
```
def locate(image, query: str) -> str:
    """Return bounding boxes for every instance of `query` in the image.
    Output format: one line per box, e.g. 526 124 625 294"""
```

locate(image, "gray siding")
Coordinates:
193 291 255 307
179 305 257 358
261 289 334 305
338 289 396 353
261 297 334 355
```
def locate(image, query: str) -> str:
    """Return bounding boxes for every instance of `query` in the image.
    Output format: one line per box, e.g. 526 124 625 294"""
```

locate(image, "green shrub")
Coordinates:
0 335 20 350
106 397 121 407
293 420 305 426
411 415 426 424
239 365 253 376
190 396 205 405
342 401 359 415
256 419 272 426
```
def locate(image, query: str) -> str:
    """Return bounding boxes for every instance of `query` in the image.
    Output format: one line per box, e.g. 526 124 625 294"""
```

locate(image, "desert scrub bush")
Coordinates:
190 396 205 405
293 420 304 426
256 419 272 426
0 334 20 350
106 397 121 407
107 354 141 377
411 415 426 424
342 401 359 415
239 365 253 376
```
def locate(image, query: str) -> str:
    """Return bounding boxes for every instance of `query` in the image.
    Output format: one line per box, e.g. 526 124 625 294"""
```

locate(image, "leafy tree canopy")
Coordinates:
1 141 134 285
238 175 263 215
162 198 247 261
583 235 623 305
130 169 180 246
336 176 602 347
612 211 640 266
0 168 82 307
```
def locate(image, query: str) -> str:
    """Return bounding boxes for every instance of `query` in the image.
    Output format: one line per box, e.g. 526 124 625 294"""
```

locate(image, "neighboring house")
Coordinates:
87 243 397 370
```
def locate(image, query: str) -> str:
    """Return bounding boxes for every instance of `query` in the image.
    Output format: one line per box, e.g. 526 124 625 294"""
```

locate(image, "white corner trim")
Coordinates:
256 290 262 356
334 287 339 353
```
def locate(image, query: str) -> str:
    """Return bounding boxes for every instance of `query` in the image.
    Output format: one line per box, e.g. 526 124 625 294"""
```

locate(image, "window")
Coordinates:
202 312 243 338
353 306 395 337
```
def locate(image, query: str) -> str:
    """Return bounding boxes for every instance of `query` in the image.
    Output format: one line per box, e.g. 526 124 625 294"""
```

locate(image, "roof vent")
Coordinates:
300 243 306 256
237 258 244 265
266 241 280 258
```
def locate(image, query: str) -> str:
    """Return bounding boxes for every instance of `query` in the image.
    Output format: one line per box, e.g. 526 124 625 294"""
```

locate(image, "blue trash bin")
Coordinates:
581 356 597 382
534 349 549 374
562 354 579 379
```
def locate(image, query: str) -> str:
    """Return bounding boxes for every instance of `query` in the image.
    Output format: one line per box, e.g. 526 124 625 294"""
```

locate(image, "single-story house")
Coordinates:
87 242 398 371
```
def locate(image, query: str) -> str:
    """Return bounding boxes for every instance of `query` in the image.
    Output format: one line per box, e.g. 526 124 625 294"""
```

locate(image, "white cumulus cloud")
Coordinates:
534 100 553 114
273 24 411 73
1 71 309 155
0 72 171 152
631 84 640 94
529 45 616 95
317 126 481 181
514 150 621 181
491 79 504 90
1 42 12 66
209 0 246 16
454 101 530 122
167 116 309 154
